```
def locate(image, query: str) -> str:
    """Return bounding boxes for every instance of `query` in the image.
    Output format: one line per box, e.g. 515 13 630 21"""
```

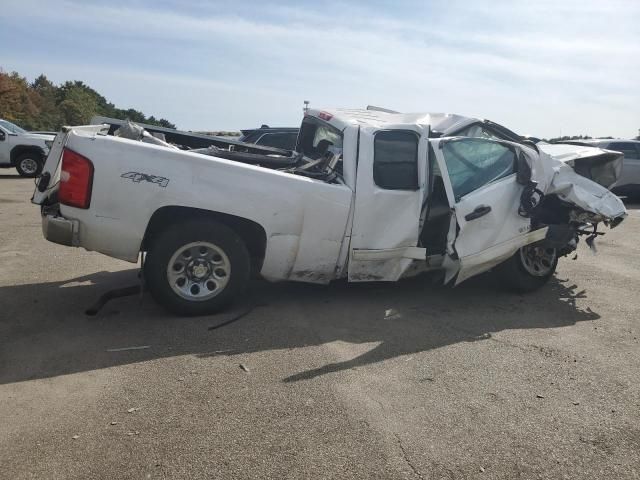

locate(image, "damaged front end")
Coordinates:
519 145 626 258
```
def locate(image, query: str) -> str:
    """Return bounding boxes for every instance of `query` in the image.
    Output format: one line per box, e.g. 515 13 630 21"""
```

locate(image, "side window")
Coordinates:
441 138 515 200
609 142 640 160
373 130 419 190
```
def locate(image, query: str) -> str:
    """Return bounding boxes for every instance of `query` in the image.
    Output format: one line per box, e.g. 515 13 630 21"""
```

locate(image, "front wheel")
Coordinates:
15 152 43 177
144 220 251 316
494 244 558 293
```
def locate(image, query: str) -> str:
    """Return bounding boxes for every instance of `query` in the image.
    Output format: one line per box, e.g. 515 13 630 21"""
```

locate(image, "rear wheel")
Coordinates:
144 220 251 316
495 244 558 293
15 152 43 177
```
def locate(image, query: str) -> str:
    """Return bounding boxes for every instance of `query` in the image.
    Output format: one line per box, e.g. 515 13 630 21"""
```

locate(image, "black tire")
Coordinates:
144 220 251 316
494 244 558 293
15 152 44 177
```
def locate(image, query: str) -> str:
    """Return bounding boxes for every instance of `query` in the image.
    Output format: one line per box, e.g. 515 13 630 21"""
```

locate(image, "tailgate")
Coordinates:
31 124 109 205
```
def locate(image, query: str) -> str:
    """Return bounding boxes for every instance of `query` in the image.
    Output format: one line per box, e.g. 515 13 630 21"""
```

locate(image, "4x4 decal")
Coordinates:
121 171 169 188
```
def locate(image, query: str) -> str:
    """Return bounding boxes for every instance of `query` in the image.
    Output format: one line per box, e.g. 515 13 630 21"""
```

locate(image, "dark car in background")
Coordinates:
239 126 299 150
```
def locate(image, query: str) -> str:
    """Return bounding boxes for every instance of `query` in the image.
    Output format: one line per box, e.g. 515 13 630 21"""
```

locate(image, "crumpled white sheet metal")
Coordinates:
115 120 178 150
532 149 626 224
547 163 626 222
538 143 623 190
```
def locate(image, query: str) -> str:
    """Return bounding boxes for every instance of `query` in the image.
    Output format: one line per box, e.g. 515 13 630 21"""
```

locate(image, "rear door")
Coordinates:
348 124 429 281
431 137 547 284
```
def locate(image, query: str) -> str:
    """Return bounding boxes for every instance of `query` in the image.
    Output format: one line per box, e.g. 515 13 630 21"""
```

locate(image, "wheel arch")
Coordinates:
142 206 268 274
10 145 46 165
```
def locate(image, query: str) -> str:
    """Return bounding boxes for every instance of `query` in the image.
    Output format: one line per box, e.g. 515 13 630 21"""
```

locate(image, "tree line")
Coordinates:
545 134 614 143
0 69 176 131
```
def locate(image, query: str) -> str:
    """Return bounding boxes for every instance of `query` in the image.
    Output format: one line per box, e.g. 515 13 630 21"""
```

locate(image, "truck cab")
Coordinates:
298 109 552 286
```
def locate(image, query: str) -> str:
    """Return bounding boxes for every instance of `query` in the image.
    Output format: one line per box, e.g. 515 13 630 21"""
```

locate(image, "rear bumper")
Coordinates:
42 208 79 246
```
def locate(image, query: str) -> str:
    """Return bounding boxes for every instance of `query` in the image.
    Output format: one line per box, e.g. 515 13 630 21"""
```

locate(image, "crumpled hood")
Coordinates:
547 165 626 223
537 143 623 190
530 147 627 225
537 142 615 162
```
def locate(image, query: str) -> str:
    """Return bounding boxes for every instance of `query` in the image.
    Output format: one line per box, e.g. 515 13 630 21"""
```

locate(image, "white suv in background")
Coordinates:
0 119 55 177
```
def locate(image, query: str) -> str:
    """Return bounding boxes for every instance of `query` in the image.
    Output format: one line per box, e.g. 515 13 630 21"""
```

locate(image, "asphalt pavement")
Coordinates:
1 171 639 479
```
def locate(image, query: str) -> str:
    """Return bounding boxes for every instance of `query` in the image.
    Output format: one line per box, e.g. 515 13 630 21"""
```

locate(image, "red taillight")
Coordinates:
59 148 94 209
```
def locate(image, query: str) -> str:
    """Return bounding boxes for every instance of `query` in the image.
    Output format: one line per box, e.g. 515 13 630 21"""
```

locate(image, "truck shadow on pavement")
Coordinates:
0 268 599 385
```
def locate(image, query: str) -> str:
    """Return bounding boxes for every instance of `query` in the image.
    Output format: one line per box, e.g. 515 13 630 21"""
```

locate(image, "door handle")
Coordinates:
465 205 492 221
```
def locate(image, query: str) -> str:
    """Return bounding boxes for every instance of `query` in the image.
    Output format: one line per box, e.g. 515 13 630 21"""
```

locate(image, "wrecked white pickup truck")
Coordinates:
32 107 626 315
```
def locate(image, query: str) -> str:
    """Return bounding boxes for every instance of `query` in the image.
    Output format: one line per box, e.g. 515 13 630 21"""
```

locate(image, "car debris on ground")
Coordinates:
106 346 151 352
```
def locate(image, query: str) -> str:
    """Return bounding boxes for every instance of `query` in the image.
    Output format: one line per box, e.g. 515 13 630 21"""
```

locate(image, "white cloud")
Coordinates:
1 0 638 137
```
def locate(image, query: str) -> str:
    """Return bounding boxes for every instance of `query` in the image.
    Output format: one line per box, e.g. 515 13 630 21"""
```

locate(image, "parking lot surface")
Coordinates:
1 172 639 479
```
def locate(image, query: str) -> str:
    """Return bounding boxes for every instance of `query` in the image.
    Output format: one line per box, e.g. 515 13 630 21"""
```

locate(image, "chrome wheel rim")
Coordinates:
20 157 38 174
167 241 230 301
519 245 557 277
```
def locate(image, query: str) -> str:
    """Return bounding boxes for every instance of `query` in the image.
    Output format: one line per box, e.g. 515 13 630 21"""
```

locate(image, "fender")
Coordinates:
10 144 46 165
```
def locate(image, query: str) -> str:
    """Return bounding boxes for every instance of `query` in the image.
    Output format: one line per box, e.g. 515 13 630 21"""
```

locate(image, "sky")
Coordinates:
1 0 639 138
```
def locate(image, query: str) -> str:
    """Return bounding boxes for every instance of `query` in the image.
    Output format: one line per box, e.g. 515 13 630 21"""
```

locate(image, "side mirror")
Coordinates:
0 131 5 141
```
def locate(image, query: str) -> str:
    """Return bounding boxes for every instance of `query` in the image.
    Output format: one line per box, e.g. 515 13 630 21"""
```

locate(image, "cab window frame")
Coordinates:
296 116 343 159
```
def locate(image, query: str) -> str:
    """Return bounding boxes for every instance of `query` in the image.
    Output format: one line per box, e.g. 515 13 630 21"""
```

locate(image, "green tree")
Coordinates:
0 71 40 128
157 118 176 129
58 84 99 125
0 67 177 131
31 74 62 129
